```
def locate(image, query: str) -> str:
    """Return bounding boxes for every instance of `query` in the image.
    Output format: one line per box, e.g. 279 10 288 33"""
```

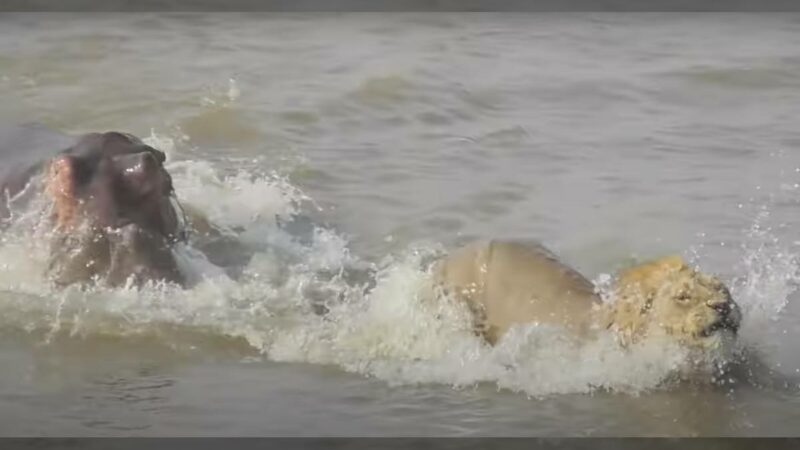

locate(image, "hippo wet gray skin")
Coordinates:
1 124 185 287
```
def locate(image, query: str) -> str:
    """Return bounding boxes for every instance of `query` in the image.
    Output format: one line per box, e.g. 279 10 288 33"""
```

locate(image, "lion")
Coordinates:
430 239 741 349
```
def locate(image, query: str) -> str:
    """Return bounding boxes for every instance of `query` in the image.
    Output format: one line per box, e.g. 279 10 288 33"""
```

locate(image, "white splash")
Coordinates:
0 156 795 397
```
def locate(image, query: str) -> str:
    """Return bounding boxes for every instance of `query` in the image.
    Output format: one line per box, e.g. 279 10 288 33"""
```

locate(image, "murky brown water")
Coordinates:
1 13 800 436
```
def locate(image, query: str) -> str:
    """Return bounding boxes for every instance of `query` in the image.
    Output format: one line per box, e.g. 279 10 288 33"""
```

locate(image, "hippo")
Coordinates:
1 124 185 287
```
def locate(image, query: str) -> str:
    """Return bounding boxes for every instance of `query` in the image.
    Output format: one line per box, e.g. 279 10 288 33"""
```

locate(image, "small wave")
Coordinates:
351 74 415 107
659 64 800 90
176 78 261 147
178 107 262 147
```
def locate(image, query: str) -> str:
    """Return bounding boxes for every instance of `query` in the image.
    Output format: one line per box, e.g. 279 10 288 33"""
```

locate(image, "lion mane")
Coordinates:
601 255 741 348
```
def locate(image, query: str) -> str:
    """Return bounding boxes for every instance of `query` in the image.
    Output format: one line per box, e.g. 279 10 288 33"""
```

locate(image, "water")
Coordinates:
1 12 800 436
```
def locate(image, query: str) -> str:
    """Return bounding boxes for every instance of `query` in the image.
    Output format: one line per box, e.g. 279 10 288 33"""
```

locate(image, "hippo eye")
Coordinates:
112 152 170 200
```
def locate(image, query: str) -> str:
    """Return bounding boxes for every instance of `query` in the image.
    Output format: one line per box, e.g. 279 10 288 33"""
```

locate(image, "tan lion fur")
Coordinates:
431 240 740 348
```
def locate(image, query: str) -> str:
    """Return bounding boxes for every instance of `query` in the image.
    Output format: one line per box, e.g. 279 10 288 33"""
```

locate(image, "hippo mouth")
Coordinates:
104 222 183 286
47 206 185 287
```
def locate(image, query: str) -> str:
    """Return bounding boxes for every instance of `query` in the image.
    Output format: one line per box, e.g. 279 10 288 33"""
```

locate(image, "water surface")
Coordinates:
1 13 800 436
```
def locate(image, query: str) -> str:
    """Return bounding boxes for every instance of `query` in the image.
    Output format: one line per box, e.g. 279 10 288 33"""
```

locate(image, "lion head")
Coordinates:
601 255 741 349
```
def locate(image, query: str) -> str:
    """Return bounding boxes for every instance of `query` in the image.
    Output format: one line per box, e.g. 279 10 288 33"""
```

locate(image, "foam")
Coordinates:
0 134 796 397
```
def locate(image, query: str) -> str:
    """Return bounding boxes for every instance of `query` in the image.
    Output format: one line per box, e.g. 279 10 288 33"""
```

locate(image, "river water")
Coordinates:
1 13 800 436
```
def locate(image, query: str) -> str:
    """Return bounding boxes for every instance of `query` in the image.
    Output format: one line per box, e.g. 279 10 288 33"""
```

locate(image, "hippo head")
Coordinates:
44 132 185 287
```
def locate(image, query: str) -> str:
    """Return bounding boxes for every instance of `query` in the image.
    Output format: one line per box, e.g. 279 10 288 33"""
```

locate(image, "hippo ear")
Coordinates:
147 147 166 164
46 155 77 196
45 155 79 228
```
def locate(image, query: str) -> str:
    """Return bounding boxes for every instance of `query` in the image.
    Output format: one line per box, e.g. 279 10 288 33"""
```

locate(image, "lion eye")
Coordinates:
675 292 692 303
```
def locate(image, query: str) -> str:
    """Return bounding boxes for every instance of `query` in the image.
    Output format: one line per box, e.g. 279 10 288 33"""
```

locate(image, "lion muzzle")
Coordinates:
700 297 742 338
